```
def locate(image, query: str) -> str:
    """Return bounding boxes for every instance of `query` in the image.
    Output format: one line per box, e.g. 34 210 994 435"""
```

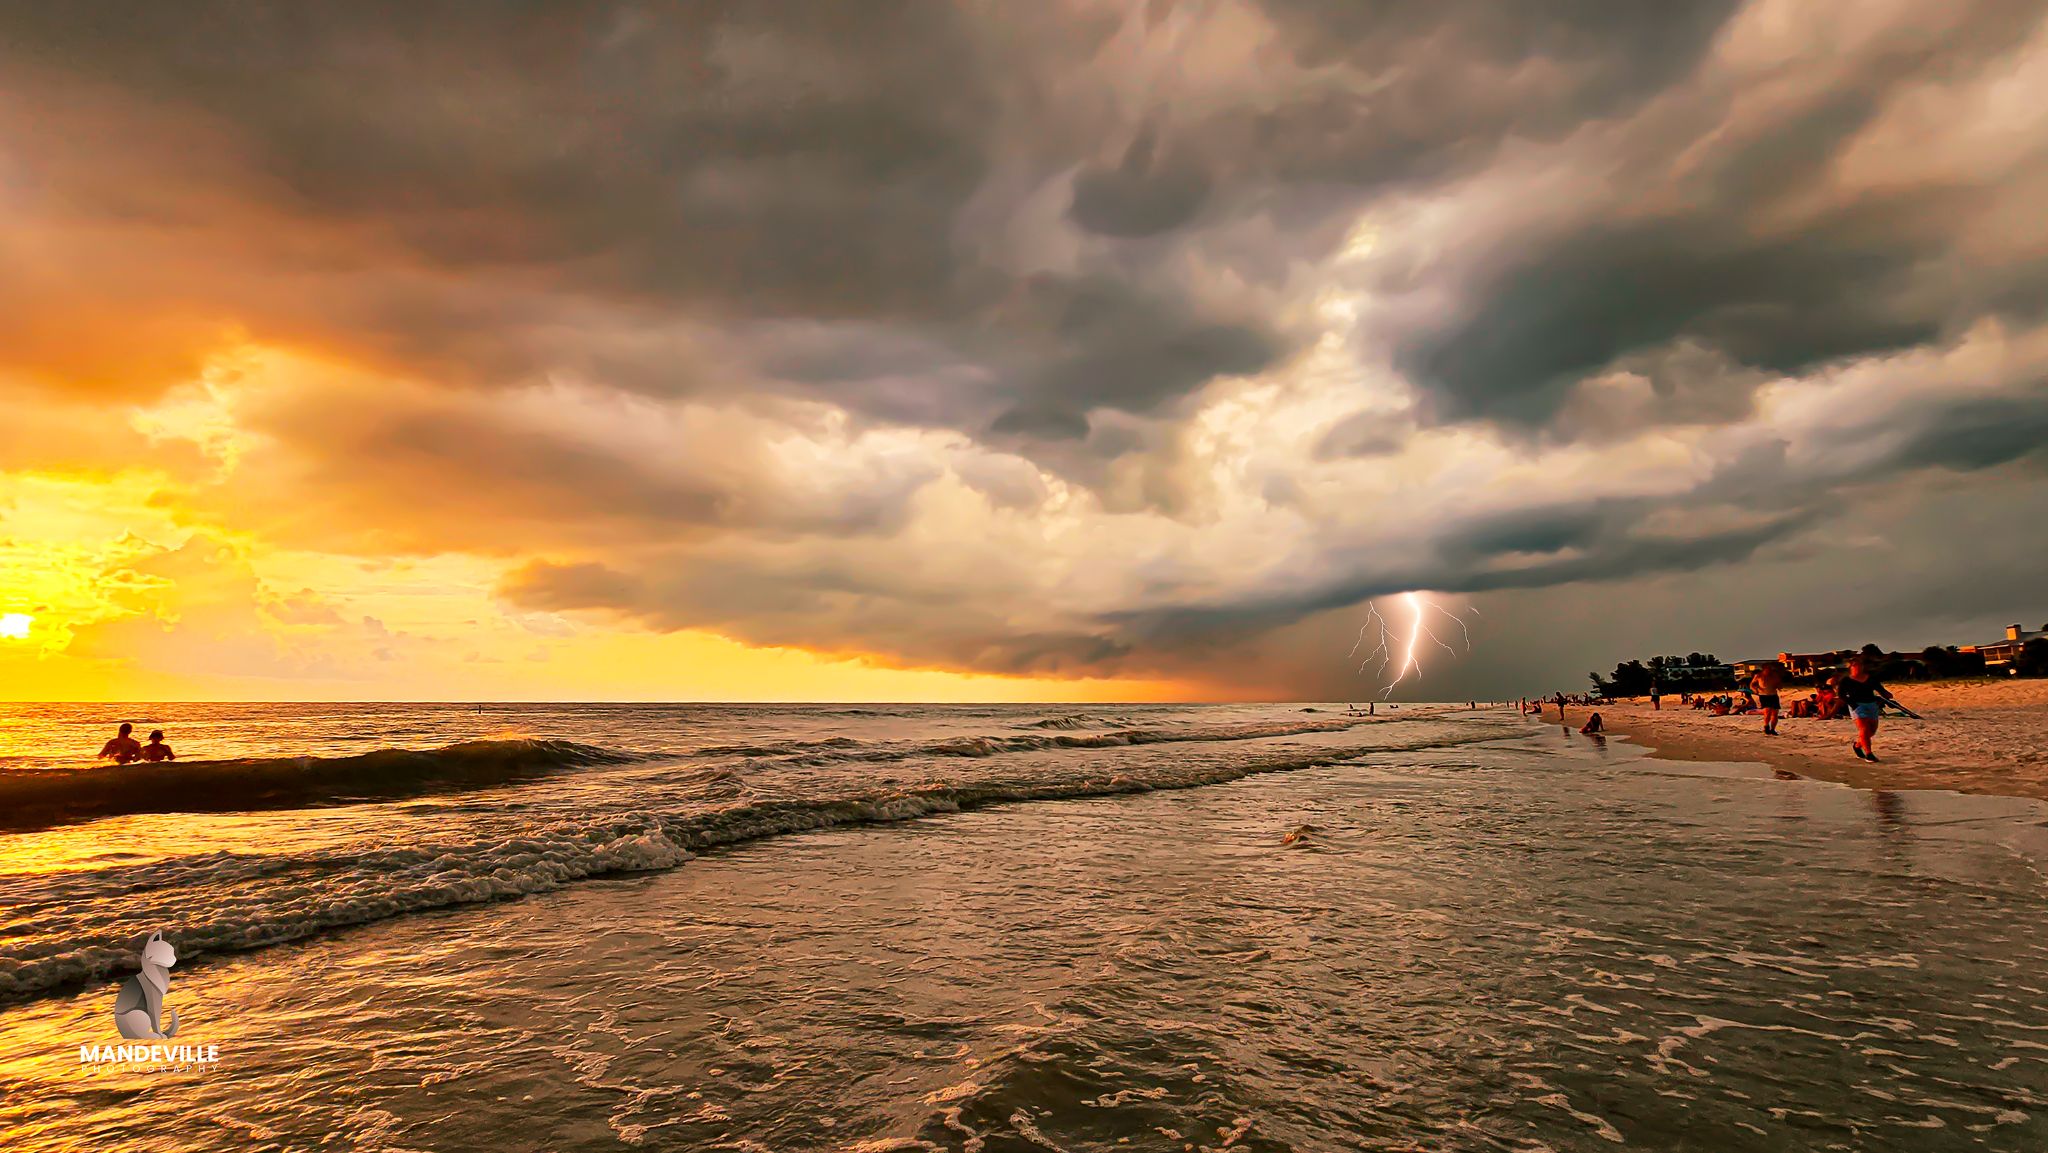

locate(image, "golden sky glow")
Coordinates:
0 348 1190 702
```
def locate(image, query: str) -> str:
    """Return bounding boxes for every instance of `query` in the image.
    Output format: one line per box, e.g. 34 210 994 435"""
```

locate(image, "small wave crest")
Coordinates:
0 739 639 834
691 736 861 758
769 718 1360 767
1021 713 1130 730
0 740 1377 1002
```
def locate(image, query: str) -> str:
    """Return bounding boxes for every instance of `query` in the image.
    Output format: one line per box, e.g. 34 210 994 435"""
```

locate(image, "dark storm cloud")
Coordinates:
0 0 995 318
1068 126 1214 237
1868 389 2048 474
985 275 1284 441
500 555 1136 676
1101 505 1825 658
0 0 1296 445
1398 200 1961 426
7 0 2048 692
1242 0 1745 184
1445 508 1609 562
1389 0 2048 431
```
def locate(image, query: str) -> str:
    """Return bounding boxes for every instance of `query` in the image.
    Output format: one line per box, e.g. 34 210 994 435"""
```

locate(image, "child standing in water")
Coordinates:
1835 656 1895 762
139 730 176 762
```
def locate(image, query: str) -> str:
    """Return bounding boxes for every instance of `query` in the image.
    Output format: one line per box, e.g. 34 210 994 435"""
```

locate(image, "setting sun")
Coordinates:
0 613 31 640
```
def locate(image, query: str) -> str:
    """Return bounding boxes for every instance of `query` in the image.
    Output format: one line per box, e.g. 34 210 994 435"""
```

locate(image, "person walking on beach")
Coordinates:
1750 661 1786 737
1650 680 1662 710
1553 691 1567 723
1836 656 1896 762
97 723 142 764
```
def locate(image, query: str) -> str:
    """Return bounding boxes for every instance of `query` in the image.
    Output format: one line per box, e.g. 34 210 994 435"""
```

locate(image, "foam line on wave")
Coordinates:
0 726 1501 1003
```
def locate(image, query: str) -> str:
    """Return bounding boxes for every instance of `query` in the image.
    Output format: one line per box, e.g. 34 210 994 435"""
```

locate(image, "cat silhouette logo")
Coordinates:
112 931 180 1039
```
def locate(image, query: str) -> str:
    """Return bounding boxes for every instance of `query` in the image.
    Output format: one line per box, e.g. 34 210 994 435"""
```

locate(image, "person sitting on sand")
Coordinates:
1579 713 1603 735
138 730 175 763
1836 656 1897 763
1816 683 1842 720
97 723 143 765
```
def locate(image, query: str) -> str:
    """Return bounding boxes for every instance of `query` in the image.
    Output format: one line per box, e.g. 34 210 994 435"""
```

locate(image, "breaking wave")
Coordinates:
1021 713 1132 730
0 741 1378 1001
0 739 640 834
0 722 1506 1003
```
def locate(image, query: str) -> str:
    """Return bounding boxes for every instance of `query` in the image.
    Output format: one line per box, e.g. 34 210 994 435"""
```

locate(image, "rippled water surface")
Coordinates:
3 704 2046 1150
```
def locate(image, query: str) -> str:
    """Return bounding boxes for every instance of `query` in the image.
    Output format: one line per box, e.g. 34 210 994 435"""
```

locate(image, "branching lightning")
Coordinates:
1348 591 1479 699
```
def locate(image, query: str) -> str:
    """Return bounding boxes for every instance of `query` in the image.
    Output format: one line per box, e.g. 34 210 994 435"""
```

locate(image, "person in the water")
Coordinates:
138 730 176 762
97 723 142 764
1836 656 1896 762
1579 712 1604 735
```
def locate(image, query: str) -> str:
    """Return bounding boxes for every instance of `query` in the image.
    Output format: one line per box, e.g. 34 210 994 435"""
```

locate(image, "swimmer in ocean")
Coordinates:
97 723 142 765
139 730 176 762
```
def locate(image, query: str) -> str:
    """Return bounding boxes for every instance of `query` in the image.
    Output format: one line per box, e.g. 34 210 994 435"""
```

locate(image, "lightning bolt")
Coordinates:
1350 591 1477 699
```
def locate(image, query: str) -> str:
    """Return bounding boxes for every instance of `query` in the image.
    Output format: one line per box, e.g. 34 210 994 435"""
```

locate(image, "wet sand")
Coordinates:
1587 679 2048 800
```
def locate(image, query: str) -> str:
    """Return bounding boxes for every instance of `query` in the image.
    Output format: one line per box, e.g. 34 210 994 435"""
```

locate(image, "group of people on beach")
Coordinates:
95 722 175 764
1734 654 1895 759
1524 652 1900 762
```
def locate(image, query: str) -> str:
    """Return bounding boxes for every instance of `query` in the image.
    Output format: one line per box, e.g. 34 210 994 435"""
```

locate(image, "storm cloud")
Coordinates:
3 0 2046 696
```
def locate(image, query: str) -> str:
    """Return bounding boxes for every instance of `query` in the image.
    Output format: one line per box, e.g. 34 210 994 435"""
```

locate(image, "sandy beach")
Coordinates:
1589 678 2048 800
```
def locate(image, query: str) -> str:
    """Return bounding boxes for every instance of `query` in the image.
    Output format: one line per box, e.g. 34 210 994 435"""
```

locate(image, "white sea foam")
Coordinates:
1 721 1468 1001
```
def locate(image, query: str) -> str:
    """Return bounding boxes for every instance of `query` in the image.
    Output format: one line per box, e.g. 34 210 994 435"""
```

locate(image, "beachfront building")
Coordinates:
1744 649 1934 684
1766 651 1852 680
1962 623 2048 672
1731 658 1777 683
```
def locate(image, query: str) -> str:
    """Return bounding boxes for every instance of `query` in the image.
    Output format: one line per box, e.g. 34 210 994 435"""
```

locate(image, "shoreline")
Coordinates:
1573 678 2048 802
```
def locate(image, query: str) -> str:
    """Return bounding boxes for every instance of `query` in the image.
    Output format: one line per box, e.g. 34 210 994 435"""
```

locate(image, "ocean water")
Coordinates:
2 703 2045 1151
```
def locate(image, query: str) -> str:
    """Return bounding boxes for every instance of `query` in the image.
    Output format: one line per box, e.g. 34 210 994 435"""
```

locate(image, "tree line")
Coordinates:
1590 636 2048 698
1589 653 1729 698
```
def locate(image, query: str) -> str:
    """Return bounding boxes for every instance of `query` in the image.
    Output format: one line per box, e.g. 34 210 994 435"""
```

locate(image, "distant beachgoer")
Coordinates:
1553 692 1567 722
1750 662 1786 736
97 723 142 765
1837 656 1896 762
1579 713 1604 735
1650 683 1661 710
139 730 176 763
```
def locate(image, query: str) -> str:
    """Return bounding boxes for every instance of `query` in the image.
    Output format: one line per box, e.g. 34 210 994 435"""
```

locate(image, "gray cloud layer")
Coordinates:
3 0 2046 694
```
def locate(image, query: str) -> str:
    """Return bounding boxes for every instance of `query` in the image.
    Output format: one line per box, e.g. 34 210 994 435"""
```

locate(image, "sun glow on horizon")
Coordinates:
0 613 32 639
